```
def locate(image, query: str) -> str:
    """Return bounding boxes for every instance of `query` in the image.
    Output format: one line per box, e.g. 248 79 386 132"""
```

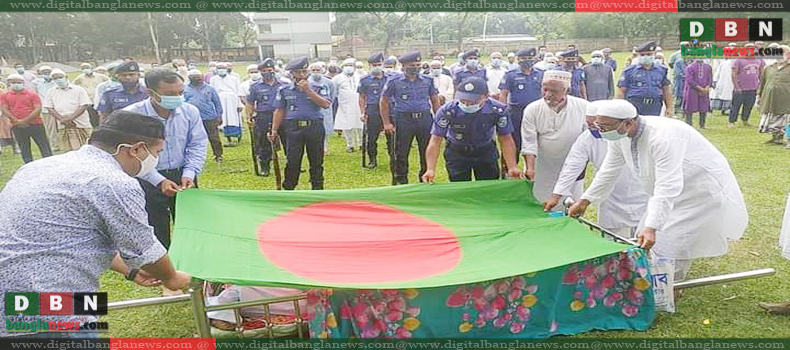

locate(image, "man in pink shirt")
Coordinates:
0 74 52 163
729 48 765 128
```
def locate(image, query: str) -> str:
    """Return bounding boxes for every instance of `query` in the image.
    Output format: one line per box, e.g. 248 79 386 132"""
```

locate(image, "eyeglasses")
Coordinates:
594 120 625 132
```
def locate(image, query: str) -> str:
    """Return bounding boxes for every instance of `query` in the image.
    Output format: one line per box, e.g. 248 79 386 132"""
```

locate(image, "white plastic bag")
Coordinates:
649 251 676 313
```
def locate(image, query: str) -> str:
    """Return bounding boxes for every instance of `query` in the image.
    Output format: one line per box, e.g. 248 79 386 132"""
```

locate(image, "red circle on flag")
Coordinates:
257 201 462 284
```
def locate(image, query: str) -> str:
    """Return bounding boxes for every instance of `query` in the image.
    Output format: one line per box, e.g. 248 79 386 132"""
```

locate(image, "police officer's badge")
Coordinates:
401 94 409 101
464 83 474 92
438 118 449 128
455 133 464 140
517 84 524 90
498 116 508 128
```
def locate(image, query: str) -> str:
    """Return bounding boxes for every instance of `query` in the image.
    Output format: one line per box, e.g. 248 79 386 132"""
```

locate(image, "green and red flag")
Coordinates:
169 180 628 289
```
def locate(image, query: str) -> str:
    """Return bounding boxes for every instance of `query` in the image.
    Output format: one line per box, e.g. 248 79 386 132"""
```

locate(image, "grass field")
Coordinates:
2 52 790 337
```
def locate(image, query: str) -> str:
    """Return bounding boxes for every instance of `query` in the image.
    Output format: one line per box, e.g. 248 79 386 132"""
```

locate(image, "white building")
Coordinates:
254 13 333 60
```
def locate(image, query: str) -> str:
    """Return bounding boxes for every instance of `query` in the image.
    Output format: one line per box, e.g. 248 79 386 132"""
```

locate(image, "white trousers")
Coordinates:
344 128 362 148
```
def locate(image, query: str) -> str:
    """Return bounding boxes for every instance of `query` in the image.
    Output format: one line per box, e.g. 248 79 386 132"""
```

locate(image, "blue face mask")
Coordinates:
491 59 502 67
217 68 228 76
156 93 184 110
466 59 478 68
458 101 482 114
10 83 24 91
40 74 50 80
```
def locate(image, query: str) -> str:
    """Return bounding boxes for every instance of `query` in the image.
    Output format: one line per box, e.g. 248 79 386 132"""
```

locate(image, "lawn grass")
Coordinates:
2 51 789 337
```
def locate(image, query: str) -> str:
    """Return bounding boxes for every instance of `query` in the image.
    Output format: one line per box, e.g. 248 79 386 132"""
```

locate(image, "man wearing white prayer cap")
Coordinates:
569 99 748 283
332 58 364 152
240 64 261 99
544 100 648 238
521 70 588 211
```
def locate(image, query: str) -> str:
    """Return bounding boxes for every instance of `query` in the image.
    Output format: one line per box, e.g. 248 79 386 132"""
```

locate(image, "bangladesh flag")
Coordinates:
169 180 629 289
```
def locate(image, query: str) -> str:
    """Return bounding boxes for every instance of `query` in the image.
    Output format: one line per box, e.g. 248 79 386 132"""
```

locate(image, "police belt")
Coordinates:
285 119 322 128
447 141 496 153
396 112 429 119
627 97 662 105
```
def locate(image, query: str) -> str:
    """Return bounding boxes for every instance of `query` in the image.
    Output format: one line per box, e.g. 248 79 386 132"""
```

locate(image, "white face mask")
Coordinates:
458 100 483 114
82 68 93 75
343 66 355 75
250 72 262 81
591 57 603 65
113 143 159 177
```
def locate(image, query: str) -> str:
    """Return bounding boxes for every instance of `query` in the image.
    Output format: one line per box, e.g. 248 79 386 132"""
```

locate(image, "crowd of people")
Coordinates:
0 39 789 333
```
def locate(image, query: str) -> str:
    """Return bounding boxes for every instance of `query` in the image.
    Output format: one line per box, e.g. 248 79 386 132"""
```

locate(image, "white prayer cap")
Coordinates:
50 68 66 76
7 73 23 81
429 60 442 67
308 62 323 70
542 70 571 87
585 100 607 116
38 65 52 72
95 66 107 72
507 52 515 58
187 69 202 76
216 62 228 68
591 50 603 57
597 99 638 120
543 52 555 59
342 58 356 66
655 46 663 51
490 52 502 59
780 45 790 53
246 64 258 72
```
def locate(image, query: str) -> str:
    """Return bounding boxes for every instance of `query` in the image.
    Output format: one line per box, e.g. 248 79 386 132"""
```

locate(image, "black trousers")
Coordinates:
283 119 325 190
12 125 52 164
729 90 756 123
365 112 393 160
444 142 500 182
507 104 526 161
138 169 197 249
87 106 100 128
393 113 431 185
253 112 274 164
627 97 663 116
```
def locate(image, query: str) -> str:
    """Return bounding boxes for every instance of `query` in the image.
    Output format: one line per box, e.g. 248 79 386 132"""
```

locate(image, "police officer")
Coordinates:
358 52 393 169
617 41 674 117
498 47 544 157
246 58 285 176
453 49 487 89
423 77 523 183
98 61 148 123
268 57 332 190
559 49 587 100
380 50 441 185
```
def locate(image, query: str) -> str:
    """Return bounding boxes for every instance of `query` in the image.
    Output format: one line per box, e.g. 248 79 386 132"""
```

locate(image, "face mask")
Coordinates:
275 73 282 80
10 83 24 91
250 73 262 81
262 72 274 80
640 55 655 66
600 122 627 141
591 57 603 65
15 68 24 74
545 64 557 70
519 60 535 69
370 66 383 75
458 101 482 114
403 66 419 75
54 77 68 88
564 61 576 68
384 68 394 74
430 69 442 76
188 65 196 70
217 68 228 76
40 74 50 80
343 66 355 75
113 143 159 177
466 59 478 68
311 73 323 81
155 92 184 110
491 59 502 67
82 68 93 75
589 129 602 139
189 77 203 85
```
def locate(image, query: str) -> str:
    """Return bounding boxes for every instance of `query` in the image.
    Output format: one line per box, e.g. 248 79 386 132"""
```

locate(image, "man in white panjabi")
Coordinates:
332 58 364 153
429 60 454 104
569 99 748 282
521 70 588 211
210 62 244 145
543 100 649 238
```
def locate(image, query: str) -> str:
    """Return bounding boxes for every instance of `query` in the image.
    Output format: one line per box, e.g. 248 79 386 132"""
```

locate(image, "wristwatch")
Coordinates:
125 268 139 281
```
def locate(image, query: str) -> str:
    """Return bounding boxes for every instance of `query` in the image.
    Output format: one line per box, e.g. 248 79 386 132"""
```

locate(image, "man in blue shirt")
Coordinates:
380 50 441 185
99 61 149 123
453 49 488 90
357 52 393 169
123 70 208 250
268 57 332 190
617 41 674 117
185 69 224 163
246 58 285 176
499 47 545 160
603 48 617 72
423 77 523 183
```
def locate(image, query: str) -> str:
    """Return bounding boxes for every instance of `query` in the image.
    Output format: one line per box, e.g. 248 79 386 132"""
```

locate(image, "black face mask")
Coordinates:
519 60 535 69
403 66 419 75
262 72 274 80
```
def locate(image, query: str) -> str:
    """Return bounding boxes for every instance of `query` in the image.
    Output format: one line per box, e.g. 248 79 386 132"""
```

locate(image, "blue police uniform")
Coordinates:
432 97 513 182
498 48 544 158
559 49 585 98
382 50 438 184
272 56 331 190
605 58 617 72
248 77 285 169
97 85 148 116
618 41 670 116
453 66 487 87
357 52 394 167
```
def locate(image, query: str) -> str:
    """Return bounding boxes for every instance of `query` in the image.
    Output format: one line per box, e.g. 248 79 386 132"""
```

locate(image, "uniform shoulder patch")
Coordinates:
498 116 508 128
438 117 450 128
